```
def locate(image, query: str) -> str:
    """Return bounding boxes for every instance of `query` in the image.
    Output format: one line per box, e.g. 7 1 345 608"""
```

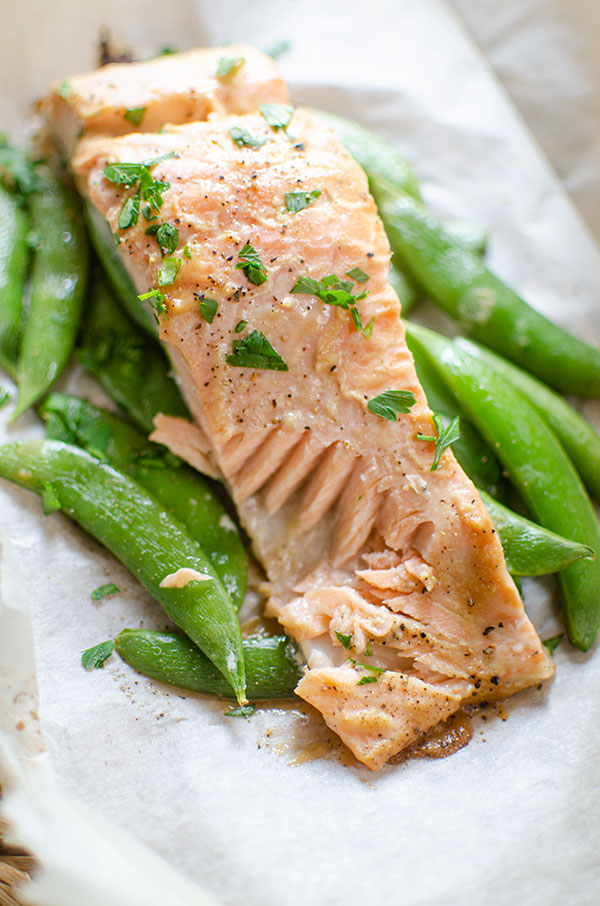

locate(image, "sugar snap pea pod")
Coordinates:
40 392 247 609
76 280 189 433
116 629 304 701
12 168 89 419
478 490 594 577
85 201 158 336
0 439 246 701
406 327 505 499
452 337 600 503
380 191 600 397
389 259 419 315
0 183 29 376
407 322 600 650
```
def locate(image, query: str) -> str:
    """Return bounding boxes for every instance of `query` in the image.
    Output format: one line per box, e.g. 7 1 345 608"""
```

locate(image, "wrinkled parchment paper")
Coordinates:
1 2 600 904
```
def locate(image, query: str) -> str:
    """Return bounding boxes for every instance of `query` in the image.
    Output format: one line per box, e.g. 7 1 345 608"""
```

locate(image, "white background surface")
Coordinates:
1 2 600 904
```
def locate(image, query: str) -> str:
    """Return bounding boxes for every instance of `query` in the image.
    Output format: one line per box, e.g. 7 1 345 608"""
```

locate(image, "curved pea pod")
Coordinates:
40 391 247 609
407 322 600 650
453 337 600 503
76 279 189 434
12 168 89 418
0 183 29 376
381 191 600 397
0 439 246 701
116 629 304 701
478 490 594 577
406 325 505 499
388 259 419 315
85 200 158 336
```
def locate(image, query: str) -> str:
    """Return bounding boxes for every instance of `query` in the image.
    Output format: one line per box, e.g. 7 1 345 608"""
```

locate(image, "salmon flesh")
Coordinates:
45 46 553 770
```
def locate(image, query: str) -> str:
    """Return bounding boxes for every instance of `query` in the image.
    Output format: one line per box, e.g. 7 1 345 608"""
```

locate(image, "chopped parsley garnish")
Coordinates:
0 387 9 409
226 329 288 371
416 414 461 470
362 319 374 339
543 633 563 655
234 319 248 333
260 103 294 131
364 642 373 657
347 657 385 674
346 266 369 283
357 675 378 685
285 189 321 213
335 631 353 650
81 639 115 670
235 241 267 285
0 137 39 195
91 583 119 601
199 298 218 323
183 244 192 258
123 106 146 126
41 482 61 516
138 288 166 316
225 704 255 717
229 127 266 149
350 306 363 331
264 39 291 60
291 274 367 313
157 256 181 286
58 80 71 99
103 152 174 230
367 390 417 421
145 222 179 256
216 56 245 78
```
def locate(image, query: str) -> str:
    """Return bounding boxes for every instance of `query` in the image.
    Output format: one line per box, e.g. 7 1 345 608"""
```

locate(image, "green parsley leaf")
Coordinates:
216 56 245 78
417 414 461 470
350 306 363 331
260 103 294 131
235 241 267 285
357 675 378 685
199 298 218 323
138 288 166 316
264 39 291 60
285 189 321 213
123 106 146 126
157 256 181 286
367 390 417 421
543 633 563 655
335 631 353 650
291 273 367 311
347 657 385 674
104 153 173 229
103 161 144 186
145 222 179 256
91 583 119 601
0 387 9 409
290 275 323 296
226 329 288 372
41 482 61 516
234 320 248 333
118 192 140 229
364 642 373 657
58 80 71 99
81 639 115 670
346 266 369 283
183 244 192 258
142 205 158 222
225 704 255 717
229 127 266 149
362 319 374 339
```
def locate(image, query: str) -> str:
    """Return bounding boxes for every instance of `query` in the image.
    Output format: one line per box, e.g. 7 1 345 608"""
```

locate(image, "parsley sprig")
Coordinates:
367 390 417 421
103 152 174 230
145 222 179 256
226 329 288 371
235 242 267 285
290 272 368 331
416 413 461 470
82 640 115 670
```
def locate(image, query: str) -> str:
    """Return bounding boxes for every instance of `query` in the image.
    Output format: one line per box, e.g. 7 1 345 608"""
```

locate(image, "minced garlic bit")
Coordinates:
159 567 213 588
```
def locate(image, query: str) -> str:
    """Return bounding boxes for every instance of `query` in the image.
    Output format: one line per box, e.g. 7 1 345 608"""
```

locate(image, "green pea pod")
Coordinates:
406 327 505 499
478 490 594 577
76 280 189 433
381 192 600 397
389 259 419 315
407 322 600 650
12 169 89 418
116 629 304 700
0 183 29 376
0 439 246 701
40 392 247 609
85 200 158 336
453 337 600 503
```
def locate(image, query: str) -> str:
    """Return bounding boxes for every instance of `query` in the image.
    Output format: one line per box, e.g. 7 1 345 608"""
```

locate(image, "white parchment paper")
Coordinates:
1 2 600 904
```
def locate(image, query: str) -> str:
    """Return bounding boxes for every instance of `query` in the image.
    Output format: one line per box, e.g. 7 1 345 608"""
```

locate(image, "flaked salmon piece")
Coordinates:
44 44 289 157
61 102 553 770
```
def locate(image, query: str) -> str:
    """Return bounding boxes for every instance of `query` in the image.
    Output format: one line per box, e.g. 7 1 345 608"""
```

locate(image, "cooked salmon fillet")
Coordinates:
47 52 553 770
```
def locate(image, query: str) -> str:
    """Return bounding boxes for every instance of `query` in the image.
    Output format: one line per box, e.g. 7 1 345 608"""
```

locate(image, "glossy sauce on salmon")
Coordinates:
46 48 553 770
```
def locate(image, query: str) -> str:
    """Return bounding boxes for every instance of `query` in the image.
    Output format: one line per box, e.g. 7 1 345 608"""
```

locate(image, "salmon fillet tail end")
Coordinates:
45 46 554 771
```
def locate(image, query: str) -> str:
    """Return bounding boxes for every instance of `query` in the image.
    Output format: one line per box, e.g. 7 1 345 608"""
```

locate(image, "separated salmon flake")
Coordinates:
48 48 554 771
